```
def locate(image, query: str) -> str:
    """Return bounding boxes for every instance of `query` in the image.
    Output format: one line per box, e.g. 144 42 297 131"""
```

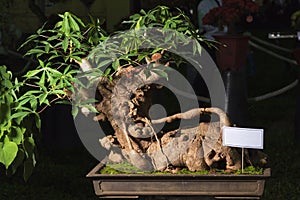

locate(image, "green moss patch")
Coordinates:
100 163 263 175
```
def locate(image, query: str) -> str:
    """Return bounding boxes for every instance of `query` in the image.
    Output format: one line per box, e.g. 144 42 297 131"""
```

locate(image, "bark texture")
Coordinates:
79 59 268 172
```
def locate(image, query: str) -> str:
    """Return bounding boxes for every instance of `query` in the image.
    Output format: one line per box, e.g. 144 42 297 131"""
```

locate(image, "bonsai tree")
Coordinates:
0 6 267 178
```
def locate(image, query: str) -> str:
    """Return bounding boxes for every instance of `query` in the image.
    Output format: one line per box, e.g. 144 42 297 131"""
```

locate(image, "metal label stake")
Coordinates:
242 147 244 173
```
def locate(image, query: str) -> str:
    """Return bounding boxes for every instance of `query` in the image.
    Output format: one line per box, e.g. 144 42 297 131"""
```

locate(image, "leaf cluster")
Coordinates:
0 66 37 181
0 12 107 181
87 6 207 81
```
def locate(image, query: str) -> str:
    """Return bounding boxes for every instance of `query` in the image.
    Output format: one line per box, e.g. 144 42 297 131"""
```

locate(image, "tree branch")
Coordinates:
151 107 231 127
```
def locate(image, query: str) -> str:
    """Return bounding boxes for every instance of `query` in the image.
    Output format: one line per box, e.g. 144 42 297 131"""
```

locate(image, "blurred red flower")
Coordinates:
202 0 259 34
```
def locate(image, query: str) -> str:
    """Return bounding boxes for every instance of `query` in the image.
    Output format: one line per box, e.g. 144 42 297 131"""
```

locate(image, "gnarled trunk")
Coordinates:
82 61 267 172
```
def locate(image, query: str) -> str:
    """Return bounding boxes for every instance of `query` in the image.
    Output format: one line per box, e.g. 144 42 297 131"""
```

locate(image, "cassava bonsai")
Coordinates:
0 6 268 179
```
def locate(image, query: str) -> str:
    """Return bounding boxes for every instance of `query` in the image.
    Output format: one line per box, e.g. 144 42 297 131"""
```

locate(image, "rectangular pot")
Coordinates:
86 163 271 199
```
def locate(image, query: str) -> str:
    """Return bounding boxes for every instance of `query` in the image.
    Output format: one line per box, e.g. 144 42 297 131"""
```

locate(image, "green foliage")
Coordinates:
0 6 208 180
124 6 199 38
18 6 205 120
0 66 37 181
0 12 107 180
87 6 206 82
18 12 108 117
20 12 106 60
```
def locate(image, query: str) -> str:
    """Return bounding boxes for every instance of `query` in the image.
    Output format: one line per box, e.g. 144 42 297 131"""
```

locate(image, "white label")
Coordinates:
222 126 264 149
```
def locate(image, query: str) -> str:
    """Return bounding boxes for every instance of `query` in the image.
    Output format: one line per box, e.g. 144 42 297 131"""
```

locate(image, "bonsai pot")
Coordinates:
86 162 271 199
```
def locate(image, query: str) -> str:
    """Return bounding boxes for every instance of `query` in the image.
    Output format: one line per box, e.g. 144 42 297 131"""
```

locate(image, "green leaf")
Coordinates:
14 78 20 92
38 71 46 86
135 16 143 30
46 67 62 76
35 114 41 131
23 136 35 157
62 37 69 52
62 13 70 36
45 43 50 53
72 106 79 117
104 68 111 76
10 111 31 124
112 59 120 70
144 69 151 79
165 33 175 43
70 13 85 27
25 49 45 56
23 153 36 182
68 15 80 31
51 89 67 96
97 59 112 68
69 55 82 62
23 69 42 78
0 137 18 169
84 104 98 113
47 35 59 41
71 37 81 49
9 127 25 145
148 14 156 21
18 34 39 49
129 13 141 21
13 106 33 113
152 69 169 80
194 41 202 55
9 149 25 175
36 25 45 35
140 9 146 15
30 98 38 110
147 63 154 70
0 101 11 124
39 93 48 105
14 98 31 111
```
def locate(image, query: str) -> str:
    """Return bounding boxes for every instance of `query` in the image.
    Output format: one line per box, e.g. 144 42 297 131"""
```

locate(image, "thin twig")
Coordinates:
145 118 170 168
37 97 62 114
25 83 41 88
145 118 161 148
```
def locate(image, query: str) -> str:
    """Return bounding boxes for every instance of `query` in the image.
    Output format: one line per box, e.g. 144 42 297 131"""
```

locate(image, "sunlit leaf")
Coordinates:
68 15 80 31
23 69 42 78
0 136 18 169
72 106 79 117
62 13 70 36
10 111 31 122
62 37 69 52
152 69 168 80
112 59 120 70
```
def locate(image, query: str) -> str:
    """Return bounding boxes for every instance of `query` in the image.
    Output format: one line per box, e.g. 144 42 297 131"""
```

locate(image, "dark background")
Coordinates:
1 0 300 199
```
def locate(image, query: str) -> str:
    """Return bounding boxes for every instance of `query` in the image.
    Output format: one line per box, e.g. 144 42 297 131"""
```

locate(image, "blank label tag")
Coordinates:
222 126 264 149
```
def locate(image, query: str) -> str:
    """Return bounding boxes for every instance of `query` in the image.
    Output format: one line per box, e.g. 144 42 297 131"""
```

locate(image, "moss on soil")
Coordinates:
99 163 264 175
